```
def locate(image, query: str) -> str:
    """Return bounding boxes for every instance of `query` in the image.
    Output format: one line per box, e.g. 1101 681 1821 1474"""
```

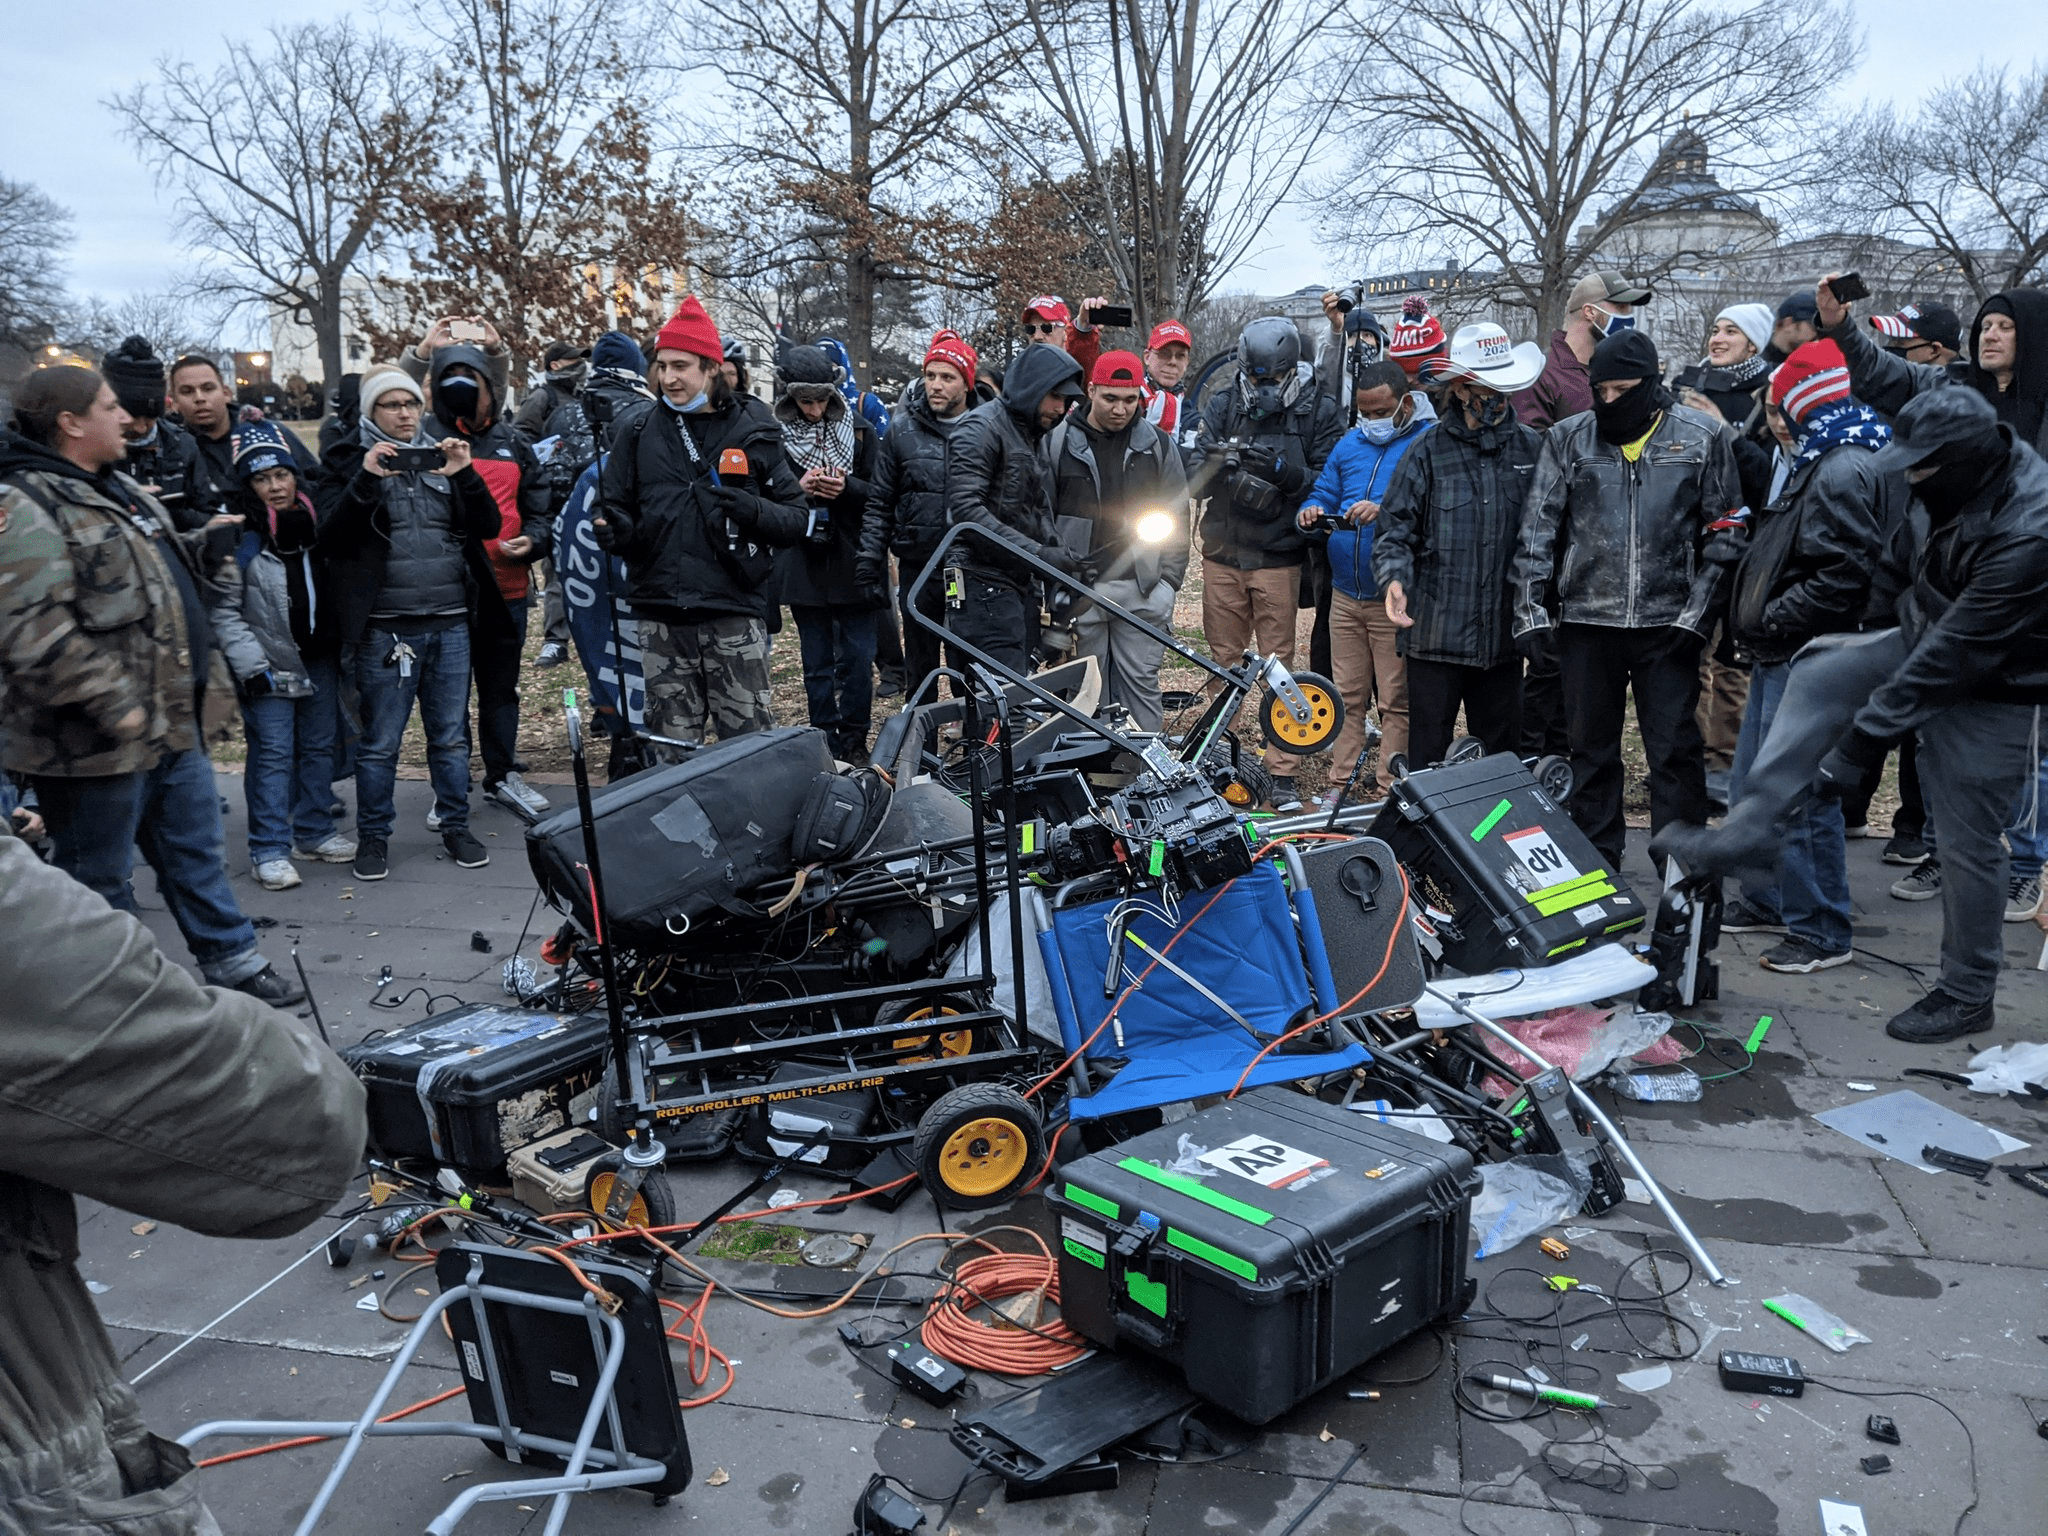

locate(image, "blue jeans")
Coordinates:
354 623 472 841
790 604 878 755
32 748 266 985
242 656 341 863
1730 660 1852 952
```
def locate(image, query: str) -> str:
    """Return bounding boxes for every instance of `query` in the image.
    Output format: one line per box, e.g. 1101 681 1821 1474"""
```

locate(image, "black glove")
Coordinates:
855 558 889 609
1813 728 1887 800
708 483 758 529
1041 544 1087 580
590 514 619 552
1514 627 1558 668
1701 529 1746 568
241 670 275 700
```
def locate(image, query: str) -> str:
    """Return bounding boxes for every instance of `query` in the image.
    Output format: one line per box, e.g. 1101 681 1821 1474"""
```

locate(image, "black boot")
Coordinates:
1885 988 1994 1044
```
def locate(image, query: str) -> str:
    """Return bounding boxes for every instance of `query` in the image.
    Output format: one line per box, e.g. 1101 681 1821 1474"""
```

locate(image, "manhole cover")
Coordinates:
801 1233 861 1268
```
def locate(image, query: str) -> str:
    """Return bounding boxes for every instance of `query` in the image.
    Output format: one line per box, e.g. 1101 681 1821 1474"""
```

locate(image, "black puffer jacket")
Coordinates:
1512 402 1743 636
860 379 979 572
1728 438 1900 666
597 390 808 623
1371 407 1542 668
1671 360 1775 512
1186 374 1344 571
313 437 514 653
944 344 1083 589
1854 427 2048 739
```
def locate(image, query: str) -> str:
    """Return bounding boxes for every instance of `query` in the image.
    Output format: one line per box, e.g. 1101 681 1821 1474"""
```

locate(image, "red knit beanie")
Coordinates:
1090 350 1144 387
924 329 977 389
1387 296 1448 375
653 296 722 361
1770 339 1851 423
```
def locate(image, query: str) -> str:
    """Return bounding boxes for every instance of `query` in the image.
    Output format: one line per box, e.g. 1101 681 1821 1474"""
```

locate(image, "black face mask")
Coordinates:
1246 379 1284 419
1592 379 1662 445
437 374 483 427
1912 458 1999 519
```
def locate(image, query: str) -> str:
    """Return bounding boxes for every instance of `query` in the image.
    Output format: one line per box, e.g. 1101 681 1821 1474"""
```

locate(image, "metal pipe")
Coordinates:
1423 983 1731 1287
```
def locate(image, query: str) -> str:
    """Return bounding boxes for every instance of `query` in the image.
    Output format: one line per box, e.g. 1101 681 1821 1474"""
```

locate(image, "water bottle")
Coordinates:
1607 1067 1702 1103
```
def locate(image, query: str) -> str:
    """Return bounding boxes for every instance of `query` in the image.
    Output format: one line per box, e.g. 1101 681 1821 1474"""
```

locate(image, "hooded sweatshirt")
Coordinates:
1967 290 2048 449
423 343 550 603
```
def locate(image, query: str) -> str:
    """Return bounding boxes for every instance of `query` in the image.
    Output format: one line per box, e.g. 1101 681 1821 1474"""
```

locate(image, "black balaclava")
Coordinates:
1913 422 2011 520
1968 290 2048 447
1588 330 1668 445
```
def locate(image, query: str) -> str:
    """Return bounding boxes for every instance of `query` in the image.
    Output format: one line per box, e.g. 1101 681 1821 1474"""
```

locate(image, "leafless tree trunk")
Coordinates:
109 23 443 392
1823 66 2048 306
996 0 1341 332
689 0 1019 383
1321 0 1852 338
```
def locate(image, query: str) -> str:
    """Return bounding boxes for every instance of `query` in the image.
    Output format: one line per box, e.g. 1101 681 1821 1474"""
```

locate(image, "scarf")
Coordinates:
1704 354 1770 390
1793 399 1890 470
781 411 856 474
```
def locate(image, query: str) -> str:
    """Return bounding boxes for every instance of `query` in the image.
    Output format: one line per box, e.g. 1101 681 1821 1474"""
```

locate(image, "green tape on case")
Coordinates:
1062 1184 1119 1219
1063 1238 1105 1269
1166 1227 1258 1281
1148 840 1166 877
1124 1271 1169 1316
1471 798 1514 840
1116 1159 1274 1226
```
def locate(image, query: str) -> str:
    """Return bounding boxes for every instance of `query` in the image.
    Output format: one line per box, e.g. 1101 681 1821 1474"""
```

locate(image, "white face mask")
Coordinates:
1357 399 1414 444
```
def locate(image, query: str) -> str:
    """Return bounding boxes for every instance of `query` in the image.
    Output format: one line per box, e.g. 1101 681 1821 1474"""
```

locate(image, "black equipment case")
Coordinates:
525 727 834 947
1045 1089 1480 1423
343 1005 610 1175
1367 755 1646 972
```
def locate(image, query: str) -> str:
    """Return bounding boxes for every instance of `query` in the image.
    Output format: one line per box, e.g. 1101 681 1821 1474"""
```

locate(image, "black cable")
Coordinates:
1809 1380 1979 1536
1275 1439 1366 1536
1348 1325 1448 1387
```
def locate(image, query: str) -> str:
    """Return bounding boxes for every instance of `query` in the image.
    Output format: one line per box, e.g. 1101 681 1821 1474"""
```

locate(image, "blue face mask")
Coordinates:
1358 415 1405 445
667 390 708 414
1598 308 1637 337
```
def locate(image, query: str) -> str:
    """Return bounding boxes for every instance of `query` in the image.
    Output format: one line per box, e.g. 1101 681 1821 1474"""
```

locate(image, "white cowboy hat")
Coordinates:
1429 323 1546 394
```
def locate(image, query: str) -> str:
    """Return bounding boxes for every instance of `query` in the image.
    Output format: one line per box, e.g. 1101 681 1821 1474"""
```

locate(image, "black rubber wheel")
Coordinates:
912 1083 1046 1210
1444 734 1485 766
1259 671 1344 755
1533 754 1575 804
1200 738 1274 810
586 1151 678 1232
1385 751 1410 782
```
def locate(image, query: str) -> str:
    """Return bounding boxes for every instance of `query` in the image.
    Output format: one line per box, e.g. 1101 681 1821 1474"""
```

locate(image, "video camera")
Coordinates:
1038 750 1255 897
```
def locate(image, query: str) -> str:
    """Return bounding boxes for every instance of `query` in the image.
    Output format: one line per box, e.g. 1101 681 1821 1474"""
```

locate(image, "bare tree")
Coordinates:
691 0 1020 382
1826 66 2048 305
995 0 1342 331
0 178 74 350
378 0 701 372
71 290 220 361
1322 0 1854 336
109 23 444 391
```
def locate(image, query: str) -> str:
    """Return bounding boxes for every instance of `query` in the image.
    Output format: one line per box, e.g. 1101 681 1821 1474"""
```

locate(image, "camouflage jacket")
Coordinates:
0 433 240 778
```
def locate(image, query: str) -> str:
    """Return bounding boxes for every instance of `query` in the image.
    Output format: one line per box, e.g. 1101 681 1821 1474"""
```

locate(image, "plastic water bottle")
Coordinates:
1607 1068 1703 1103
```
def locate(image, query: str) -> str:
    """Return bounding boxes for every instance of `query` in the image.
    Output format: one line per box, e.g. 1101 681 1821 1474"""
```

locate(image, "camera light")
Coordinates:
1134 509 1175 545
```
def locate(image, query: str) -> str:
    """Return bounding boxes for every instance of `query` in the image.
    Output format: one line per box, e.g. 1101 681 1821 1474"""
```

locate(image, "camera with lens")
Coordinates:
1334 281 1366 314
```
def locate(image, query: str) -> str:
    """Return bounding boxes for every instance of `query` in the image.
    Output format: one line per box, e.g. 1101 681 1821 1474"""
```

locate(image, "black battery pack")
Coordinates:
343 1005 610 1175
1367 755 1646 972
1045 1088 1479 1423
1717 1349 1805 1397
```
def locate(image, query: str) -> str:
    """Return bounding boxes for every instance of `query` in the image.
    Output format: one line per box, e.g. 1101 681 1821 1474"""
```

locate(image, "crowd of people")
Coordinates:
3 266 2046 1043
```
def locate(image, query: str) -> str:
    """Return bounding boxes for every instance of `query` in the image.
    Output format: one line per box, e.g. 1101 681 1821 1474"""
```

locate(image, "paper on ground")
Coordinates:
1813 1089 2028 1173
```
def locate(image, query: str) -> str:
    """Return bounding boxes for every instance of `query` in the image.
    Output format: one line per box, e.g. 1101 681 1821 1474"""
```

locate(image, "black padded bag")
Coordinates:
789 770 892 865
525 727 833 946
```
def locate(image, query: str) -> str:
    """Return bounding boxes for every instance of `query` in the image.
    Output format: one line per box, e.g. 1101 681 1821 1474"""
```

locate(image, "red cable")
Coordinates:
194 1386 467 1468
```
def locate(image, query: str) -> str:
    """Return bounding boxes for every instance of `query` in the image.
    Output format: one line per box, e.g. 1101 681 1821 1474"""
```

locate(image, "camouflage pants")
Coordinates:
639 615 772 763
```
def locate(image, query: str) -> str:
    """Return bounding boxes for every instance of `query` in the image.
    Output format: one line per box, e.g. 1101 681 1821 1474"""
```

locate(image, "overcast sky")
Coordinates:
2 0 2037 346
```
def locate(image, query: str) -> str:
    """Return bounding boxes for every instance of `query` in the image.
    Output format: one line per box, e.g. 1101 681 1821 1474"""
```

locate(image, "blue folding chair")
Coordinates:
1033 857 1371 1122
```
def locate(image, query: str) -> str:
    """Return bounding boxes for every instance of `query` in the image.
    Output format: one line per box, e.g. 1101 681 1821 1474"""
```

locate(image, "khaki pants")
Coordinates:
1328 589 1408 796
1696 630 1749 774
1202 558 1304 774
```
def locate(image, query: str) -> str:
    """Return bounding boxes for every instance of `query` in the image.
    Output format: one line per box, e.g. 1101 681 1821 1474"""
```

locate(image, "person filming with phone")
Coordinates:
315 366 512 881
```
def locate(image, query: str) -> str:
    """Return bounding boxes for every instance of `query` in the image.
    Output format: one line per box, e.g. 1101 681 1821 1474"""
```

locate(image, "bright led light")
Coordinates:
1134 509 1175 544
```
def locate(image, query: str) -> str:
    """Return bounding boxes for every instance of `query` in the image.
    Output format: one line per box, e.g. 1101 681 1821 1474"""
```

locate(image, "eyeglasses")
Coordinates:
1024 322 1060 337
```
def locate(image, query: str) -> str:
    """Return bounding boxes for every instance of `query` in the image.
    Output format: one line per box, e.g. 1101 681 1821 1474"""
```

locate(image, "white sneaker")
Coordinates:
2004 874 2043 922
254 858 302 891
488 772 551 817
291 832 358 863
426 807 443 832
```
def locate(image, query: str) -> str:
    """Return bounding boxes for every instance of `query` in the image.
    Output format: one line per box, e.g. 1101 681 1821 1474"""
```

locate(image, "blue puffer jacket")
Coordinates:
1299 418 1433 600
